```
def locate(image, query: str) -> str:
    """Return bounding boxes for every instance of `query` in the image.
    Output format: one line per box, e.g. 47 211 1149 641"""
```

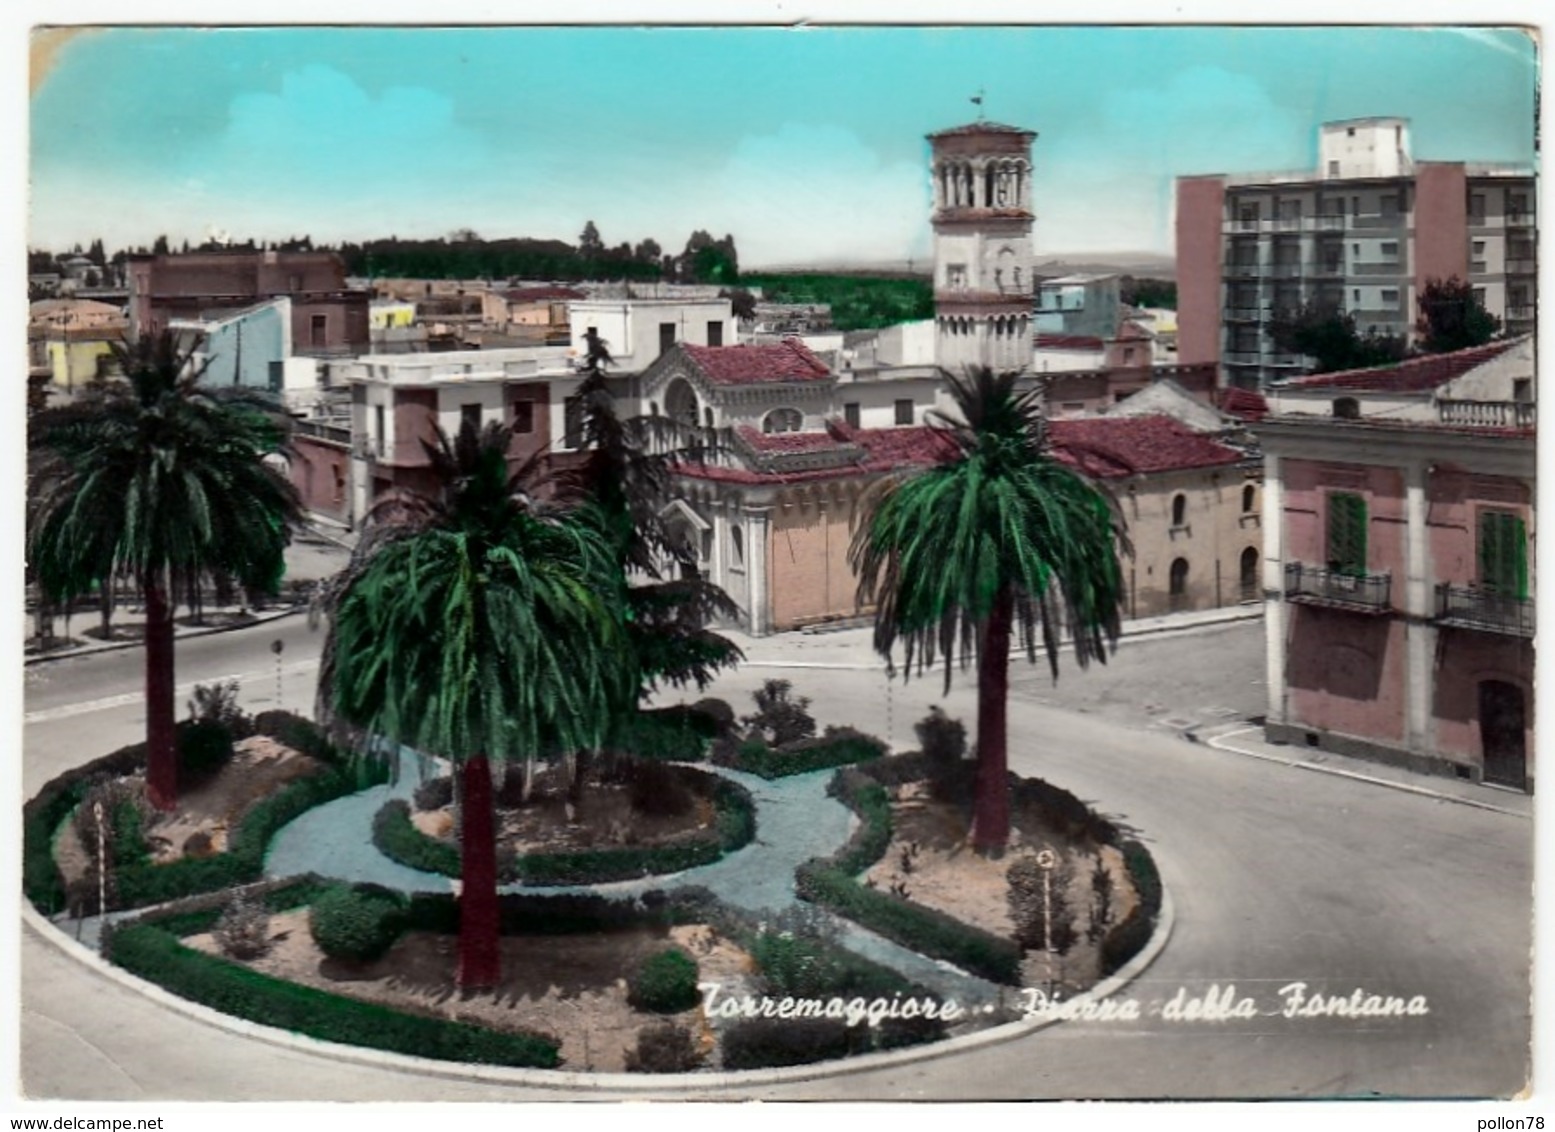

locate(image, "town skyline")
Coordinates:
29 24 1537 268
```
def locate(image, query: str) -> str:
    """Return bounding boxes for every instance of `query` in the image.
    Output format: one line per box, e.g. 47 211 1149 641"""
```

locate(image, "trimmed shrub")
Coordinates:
629 947 701 1014
721 1017 856 1069
177 720 235 789
1007 853 1079 955
916 707 973 804
213 893 272 960
308 883 408 963
627 1022 704 1073
412 774 454 812
373 800 461 876
741 679 816 747
187 680 252 739
105 920 559 1068
627 758 695 817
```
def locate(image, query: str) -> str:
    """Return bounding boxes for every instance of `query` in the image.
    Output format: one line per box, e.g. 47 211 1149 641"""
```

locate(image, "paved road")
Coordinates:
16 618 1535 1101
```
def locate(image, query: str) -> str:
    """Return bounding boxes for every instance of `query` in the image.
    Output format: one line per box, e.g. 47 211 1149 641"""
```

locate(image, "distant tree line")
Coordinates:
1119 276 1177 310
741 273 934 332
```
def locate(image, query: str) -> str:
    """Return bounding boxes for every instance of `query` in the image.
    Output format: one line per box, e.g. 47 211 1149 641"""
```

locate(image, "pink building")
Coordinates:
1176 117 1536 389
1259 337 1535 790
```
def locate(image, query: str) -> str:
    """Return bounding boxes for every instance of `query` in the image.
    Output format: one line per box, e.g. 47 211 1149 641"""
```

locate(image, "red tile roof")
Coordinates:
736 425 840 454
1216 386 1270 422
1282 339 1519 393
1115 320 1154 342
680 338 831 386
501 286 585 303
1047 416 1245 478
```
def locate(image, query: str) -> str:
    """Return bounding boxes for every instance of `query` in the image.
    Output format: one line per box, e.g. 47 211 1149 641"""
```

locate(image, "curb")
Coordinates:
22 873 1175 1094
1204 727 1530 819
24 606 306 668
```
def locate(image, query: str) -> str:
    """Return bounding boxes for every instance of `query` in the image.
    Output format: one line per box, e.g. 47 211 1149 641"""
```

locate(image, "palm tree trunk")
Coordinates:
457 755 501 990
972 587 1014 856
99 578 113 639
144 579 178 812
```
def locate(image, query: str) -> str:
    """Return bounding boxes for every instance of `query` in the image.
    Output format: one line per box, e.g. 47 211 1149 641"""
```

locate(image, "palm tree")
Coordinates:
571 332 742 704
850 368 1129 855
28 332 302 810
317 420 633 988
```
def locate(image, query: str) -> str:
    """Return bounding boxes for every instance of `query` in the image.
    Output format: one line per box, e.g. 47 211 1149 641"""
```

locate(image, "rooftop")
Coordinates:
679 338 832 386
1048 415 1246 478
927 120 1037 140
1216 386 1271 423
1279 338 1522 393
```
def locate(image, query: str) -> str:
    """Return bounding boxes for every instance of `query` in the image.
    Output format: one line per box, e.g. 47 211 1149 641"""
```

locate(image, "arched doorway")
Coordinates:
1240 546 1259 602
1169 557 1189 612
1479 680 1528 790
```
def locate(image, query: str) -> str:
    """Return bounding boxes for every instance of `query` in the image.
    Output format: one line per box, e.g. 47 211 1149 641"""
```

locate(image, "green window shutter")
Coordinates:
1479 511 1528 599
1327 492 1367 575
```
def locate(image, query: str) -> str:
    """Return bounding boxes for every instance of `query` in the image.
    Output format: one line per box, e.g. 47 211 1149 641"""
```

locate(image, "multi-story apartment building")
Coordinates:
1178 117 1536 389
1258 336 1535 790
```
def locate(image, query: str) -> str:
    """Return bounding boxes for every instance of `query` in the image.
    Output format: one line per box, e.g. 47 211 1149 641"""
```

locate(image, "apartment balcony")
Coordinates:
1352 261 1407 276
1269 263 1305 278
1435 583 1534 637
1273 216 1304 232
1436 398 1536 429
1314 214 1348 231
1224 306 1264 322
1506 304 1536 322
1284 562 1392 613
1506 213 1535 228
291 416 352 445
1351 214 1406 230
1506 259 1537 275
1223 350 1264 365
1225 263 1264 278
1268 353 1308 368
1310 261 1346 278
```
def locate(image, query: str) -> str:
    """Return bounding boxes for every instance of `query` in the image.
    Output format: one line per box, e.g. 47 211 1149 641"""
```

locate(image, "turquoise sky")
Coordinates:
29 25 1539 266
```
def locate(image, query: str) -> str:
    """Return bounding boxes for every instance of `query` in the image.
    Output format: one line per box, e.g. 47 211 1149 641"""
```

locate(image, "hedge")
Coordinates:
610 706 720 763
722 727 888 780
1099 838 1164 976
790 762 1024 986
105 919 560 1068
24 712 389 915
400 885 723 938
372 771 755 886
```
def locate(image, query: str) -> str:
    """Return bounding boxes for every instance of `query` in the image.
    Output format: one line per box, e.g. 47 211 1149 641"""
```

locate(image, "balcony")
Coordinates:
1224 306 1264 322
1225 262 1263 278
1223 350 1264 365
1314 214 1348 231
1310 261 1346 278
1436 583 1534 637
1268 353 1308 368
291 417 352 445
1352 261 1407 276
1436 398 1536 429
1284 562 1392 613
1506 259 1537 275
1269 262 1305 278
1351 213 1406 230
1506 304 1536 322
1506 213 1535 228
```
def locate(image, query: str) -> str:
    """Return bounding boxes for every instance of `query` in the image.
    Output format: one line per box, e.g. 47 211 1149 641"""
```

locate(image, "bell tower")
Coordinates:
927 120 1037 374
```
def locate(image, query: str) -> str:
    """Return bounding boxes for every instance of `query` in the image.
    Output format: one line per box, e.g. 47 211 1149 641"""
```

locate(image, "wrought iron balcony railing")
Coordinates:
1284 562 1392 612
1435 583 1534 637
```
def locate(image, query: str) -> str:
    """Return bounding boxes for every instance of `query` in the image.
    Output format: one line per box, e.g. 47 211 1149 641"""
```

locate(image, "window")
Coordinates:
310 313 328 348
704 406 715 429
1242 484 1256 513
1470 194 1487 220
461 403 481 433
894 399 914 426
1472 240 1487 256
706 321 723 347
1472 287 1487 307
1353 288 1361 303
1379 241 1399 258
1508 193 1528 219
658 322 676 356
947 264 967 290
1380 289 1399 307
374 404 385 457
1171 493 1187 528
512 399 535 434
1513 378 1532 403
763 408 802 434
1327 160 1340 176
729 524 745 570
1379 194 1399 217
563 395 584 449
1326 492 1368 575
843 402 861 429
1479 511 1528 599
1240 547 1260 601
